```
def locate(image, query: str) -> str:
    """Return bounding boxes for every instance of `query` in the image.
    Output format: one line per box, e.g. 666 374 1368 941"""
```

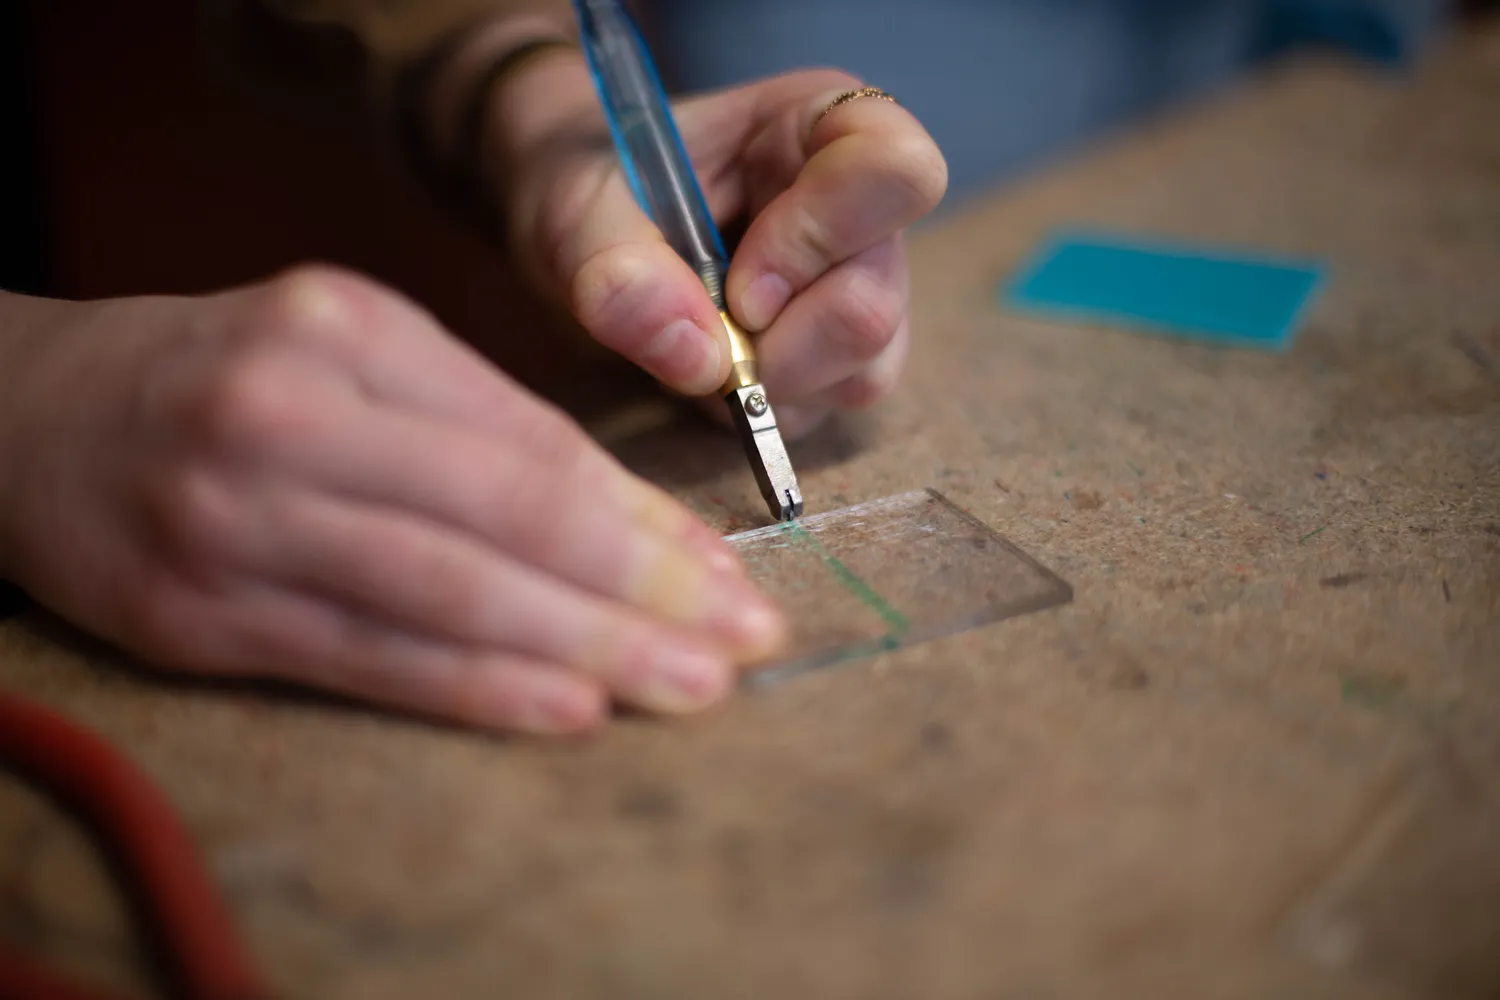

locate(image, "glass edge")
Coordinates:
740 580 1074 691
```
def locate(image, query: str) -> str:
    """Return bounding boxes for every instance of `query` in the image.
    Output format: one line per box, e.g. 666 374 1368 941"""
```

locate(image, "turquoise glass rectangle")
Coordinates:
1001 231 1326 350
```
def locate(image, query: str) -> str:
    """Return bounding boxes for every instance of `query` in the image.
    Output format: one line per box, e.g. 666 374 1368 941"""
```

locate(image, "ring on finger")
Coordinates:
813 86 899 128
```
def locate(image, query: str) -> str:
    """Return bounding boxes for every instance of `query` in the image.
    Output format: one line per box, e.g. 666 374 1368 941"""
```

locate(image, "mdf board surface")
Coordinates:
3 22 1499 1000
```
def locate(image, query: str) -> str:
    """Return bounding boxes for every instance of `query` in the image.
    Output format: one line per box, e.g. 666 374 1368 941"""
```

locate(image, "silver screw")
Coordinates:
744 392 768 417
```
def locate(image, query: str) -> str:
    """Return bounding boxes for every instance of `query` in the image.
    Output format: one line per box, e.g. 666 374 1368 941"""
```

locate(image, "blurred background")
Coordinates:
0 0 1489 382
643 0 1452 201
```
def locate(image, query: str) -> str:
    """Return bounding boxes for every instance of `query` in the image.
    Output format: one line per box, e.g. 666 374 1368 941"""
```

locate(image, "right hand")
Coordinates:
0 267 785 734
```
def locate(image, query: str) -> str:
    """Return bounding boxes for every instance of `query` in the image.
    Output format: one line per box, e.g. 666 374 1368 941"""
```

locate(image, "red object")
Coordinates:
0 690 270 1000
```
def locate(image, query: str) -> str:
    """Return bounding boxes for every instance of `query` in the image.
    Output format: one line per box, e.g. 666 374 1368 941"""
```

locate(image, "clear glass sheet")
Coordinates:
726 489 1073 687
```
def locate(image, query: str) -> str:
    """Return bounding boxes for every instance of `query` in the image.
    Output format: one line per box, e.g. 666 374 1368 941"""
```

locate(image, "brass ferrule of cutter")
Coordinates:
718 311 760 394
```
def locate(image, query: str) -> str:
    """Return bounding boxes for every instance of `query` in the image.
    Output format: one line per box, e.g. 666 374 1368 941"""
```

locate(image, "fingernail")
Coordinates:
641 318 721 392
646 646 732 712
740 273 790 330
718 581 787 660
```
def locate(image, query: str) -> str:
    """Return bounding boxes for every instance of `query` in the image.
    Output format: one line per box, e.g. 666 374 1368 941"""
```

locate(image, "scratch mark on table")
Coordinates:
1452 331 1497 379
1342 674 1406 711
1319 572 1367 589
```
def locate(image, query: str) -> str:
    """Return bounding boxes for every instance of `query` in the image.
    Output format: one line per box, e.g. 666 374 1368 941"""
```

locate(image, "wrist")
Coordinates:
479 44 597 247
0 290 70 424
396 12 590 239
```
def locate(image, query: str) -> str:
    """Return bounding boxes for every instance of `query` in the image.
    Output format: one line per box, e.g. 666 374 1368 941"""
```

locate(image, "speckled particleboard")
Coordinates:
3 23 1500 1000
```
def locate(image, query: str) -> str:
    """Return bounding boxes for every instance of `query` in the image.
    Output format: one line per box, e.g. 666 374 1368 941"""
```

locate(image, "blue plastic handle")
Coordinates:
571 0 730 306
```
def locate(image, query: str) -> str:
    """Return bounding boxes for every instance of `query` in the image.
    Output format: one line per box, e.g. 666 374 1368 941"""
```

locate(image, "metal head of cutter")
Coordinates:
719 311 803 522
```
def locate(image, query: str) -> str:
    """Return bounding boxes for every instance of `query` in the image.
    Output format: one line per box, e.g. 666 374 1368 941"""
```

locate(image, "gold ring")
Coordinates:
813 86 899 128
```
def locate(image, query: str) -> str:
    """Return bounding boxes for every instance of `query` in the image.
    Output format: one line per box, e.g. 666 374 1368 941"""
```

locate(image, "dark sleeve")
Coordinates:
198 0 578 227
199 0 567 130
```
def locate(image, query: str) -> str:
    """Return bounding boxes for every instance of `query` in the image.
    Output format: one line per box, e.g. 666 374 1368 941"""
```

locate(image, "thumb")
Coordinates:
538 168 730 396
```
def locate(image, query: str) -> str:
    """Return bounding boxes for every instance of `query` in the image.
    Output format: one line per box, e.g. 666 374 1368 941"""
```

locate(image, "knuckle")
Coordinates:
500 469 565 555
788 203 839 276
187 355 315 458
568 245 658 345
542 459 611 555
138 466 237 573
502 431 600 558
517 397 595 474
834 370 895 410
239 264 379 358
829 272 904 359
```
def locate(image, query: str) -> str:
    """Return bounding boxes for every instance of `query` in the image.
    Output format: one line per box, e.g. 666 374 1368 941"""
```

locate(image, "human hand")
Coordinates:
495 59 948 437
0 270 784 734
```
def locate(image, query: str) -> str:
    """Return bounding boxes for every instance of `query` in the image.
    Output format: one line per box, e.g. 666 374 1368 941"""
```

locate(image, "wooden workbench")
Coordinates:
3 21 1498 1000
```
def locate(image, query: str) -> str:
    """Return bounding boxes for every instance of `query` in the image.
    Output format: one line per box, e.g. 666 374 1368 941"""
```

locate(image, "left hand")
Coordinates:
496 58 948 437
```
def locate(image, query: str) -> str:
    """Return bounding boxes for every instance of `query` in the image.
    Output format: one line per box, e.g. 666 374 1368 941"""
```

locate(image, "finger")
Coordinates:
819 317 911 411
227 392 776 645
566 225 731 396
196 286 739 572
325 647 608 736
754 236 908 400
532 167 731 395
725 83 946 331
204 584 608 735
226 488 765 714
